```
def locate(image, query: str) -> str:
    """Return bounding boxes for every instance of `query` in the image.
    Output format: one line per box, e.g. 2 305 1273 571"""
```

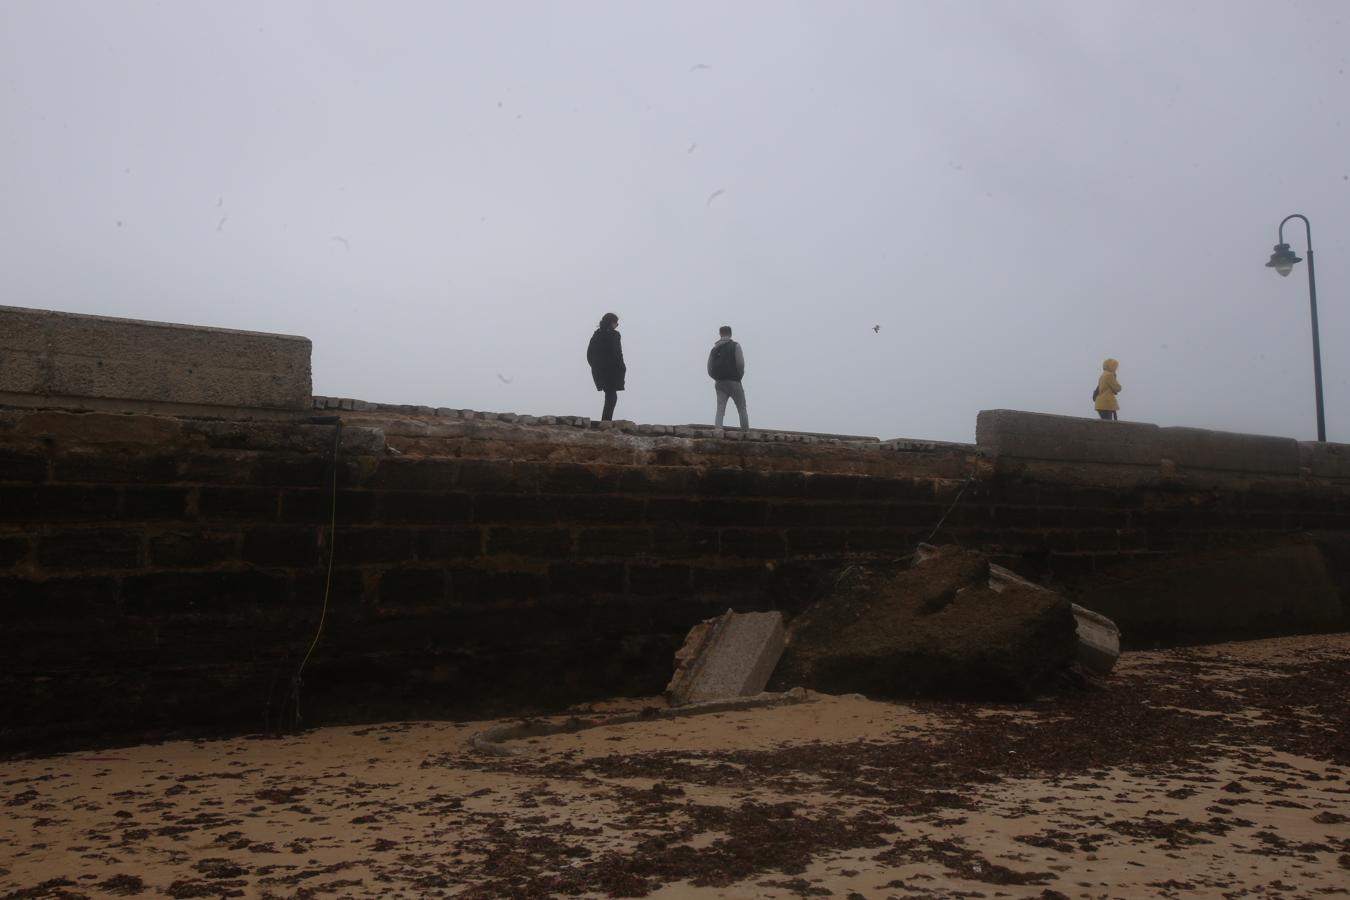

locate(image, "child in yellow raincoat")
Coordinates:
1094 358 1122 420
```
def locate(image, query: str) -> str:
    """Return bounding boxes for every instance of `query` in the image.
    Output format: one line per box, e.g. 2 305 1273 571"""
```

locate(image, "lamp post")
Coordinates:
1265 213 1326 442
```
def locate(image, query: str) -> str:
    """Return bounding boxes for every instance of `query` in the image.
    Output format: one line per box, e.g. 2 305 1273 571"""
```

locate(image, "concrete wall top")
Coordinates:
1301 441 1350 479
977 409 1312 478
0 305 312 413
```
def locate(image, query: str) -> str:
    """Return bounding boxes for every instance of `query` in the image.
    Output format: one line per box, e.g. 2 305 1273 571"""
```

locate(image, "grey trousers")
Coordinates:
714 380 748 430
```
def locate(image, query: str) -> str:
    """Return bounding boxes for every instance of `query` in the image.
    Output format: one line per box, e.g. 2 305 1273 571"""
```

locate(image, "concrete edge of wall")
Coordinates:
310 395 899 447
975 409 1329 480
0 407 979 481
0 305 312 411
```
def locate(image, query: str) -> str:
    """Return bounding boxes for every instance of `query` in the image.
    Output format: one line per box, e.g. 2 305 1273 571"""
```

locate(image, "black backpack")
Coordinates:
709 341 740 381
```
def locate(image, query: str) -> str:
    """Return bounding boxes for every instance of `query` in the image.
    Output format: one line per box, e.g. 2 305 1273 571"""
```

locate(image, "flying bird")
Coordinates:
873 325 881 333
687 142 697 154
216 216 228 232
705 188 725 207
690 63 712 71
329 236 350 251
496 374 514 385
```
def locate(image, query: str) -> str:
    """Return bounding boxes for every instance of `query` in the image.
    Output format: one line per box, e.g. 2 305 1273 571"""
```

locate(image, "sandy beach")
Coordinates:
2 633 1347 898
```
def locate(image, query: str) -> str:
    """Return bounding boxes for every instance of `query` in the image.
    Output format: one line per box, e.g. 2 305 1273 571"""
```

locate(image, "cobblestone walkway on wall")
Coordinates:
2 634 1347 899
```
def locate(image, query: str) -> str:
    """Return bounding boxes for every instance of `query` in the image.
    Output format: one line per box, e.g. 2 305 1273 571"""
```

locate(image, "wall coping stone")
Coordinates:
1 304 312 413
976 409 1320 478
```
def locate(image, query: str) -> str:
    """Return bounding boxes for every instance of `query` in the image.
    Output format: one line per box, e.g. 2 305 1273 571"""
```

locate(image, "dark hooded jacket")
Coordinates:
587 325 626 391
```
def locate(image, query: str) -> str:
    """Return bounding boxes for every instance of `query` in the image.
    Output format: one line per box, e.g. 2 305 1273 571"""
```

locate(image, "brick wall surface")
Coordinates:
0 305 312 413
3 406 1349 751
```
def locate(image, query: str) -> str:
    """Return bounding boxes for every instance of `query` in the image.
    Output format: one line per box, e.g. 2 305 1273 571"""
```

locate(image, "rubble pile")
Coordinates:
770 545 1079 700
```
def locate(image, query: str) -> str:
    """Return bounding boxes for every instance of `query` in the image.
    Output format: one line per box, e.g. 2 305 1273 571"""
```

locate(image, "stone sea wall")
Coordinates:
3 402 1350 750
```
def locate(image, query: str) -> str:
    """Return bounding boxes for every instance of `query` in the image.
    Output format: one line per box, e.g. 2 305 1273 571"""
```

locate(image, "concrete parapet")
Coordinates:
1301 441 1350 480
0 305 311 413
976 410 1164 467
1158 426 1300 477
977 409 1303 479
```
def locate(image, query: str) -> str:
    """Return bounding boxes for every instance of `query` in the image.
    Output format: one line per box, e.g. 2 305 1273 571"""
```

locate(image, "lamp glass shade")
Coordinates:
1266 243 1301 277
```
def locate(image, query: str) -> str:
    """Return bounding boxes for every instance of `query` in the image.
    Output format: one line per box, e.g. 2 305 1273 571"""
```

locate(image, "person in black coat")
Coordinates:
586 312 626 421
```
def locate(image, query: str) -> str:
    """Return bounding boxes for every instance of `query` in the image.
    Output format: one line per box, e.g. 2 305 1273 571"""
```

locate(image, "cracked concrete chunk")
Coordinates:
1070 604 1121 673
979 552 1121 674
773 545 1078 700
666 610 786 706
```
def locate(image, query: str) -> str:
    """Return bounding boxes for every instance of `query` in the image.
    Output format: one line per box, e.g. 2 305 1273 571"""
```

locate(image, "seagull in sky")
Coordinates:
873 325 881 333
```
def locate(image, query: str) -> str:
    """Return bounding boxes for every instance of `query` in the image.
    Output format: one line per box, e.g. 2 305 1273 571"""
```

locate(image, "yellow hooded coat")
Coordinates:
1094 359 1121 412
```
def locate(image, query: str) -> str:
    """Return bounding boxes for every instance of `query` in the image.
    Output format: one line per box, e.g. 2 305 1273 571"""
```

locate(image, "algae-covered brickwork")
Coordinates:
3 404 1350 750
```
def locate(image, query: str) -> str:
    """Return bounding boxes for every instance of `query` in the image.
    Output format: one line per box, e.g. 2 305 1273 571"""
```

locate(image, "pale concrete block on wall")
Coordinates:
1160 426 1300 477
0 305 311 411
1300 441 1350 480
977 409 1303 478
976 409 1165 466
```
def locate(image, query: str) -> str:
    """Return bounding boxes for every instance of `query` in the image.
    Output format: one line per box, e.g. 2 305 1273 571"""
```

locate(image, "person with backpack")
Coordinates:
1093 358 1122 420
587 312 626 421
707 325 748 431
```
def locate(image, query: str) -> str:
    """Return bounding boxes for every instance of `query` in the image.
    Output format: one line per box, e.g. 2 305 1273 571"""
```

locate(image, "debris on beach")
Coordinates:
665 610 786 706
970 547 1121 674
770 545 1082 700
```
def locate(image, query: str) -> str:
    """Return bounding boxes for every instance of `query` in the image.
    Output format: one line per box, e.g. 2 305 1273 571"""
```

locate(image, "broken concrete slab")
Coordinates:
1069 604 1122 674
958 549 1122 675
772 545 1078 700
665 610 786 707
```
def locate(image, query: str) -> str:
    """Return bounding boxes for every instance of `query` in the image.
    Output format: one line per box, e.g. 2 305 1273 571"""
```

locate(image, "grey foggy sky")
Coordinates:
2 1 1347 442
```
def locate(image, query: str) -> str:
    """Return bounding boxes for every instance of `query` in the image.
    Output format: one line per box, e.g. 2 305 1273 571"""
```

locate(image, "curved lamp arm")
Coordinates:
1278 213 1312 252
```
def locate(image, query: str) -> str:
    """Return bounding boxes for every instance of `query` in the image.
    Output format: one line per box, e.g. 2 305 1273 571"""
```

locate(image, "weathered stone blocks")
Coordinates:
2 400 1350 752
0 304 311 411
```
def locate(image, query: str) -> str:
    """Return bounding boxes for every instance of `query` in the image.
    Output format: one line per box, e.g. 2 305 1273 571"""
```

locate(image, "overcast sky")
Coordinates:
2 2 1347 442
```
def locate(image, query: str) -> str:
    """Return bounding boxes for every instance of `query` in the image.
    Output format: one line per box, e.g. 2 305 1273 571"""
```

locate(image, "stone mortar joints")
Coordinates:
468 687 815 757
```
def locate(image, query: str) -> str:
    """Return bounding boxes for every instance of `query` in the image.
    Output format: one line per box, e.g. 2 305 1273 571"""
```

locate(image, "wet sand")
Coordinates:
2 634 1347 898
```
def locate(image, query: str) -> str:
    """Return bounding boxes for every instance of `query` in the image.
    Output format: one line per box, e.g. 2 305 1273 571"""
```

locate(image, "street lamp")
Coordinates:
1265 213 1325 442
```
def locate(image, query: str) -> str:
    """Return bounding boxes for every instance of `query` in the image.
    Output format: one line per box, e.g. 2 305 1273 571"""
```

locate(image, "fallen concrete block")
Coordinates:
773 545 1078 700
970 551 1122 675
665 610 786 707
1070 604 1122 674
